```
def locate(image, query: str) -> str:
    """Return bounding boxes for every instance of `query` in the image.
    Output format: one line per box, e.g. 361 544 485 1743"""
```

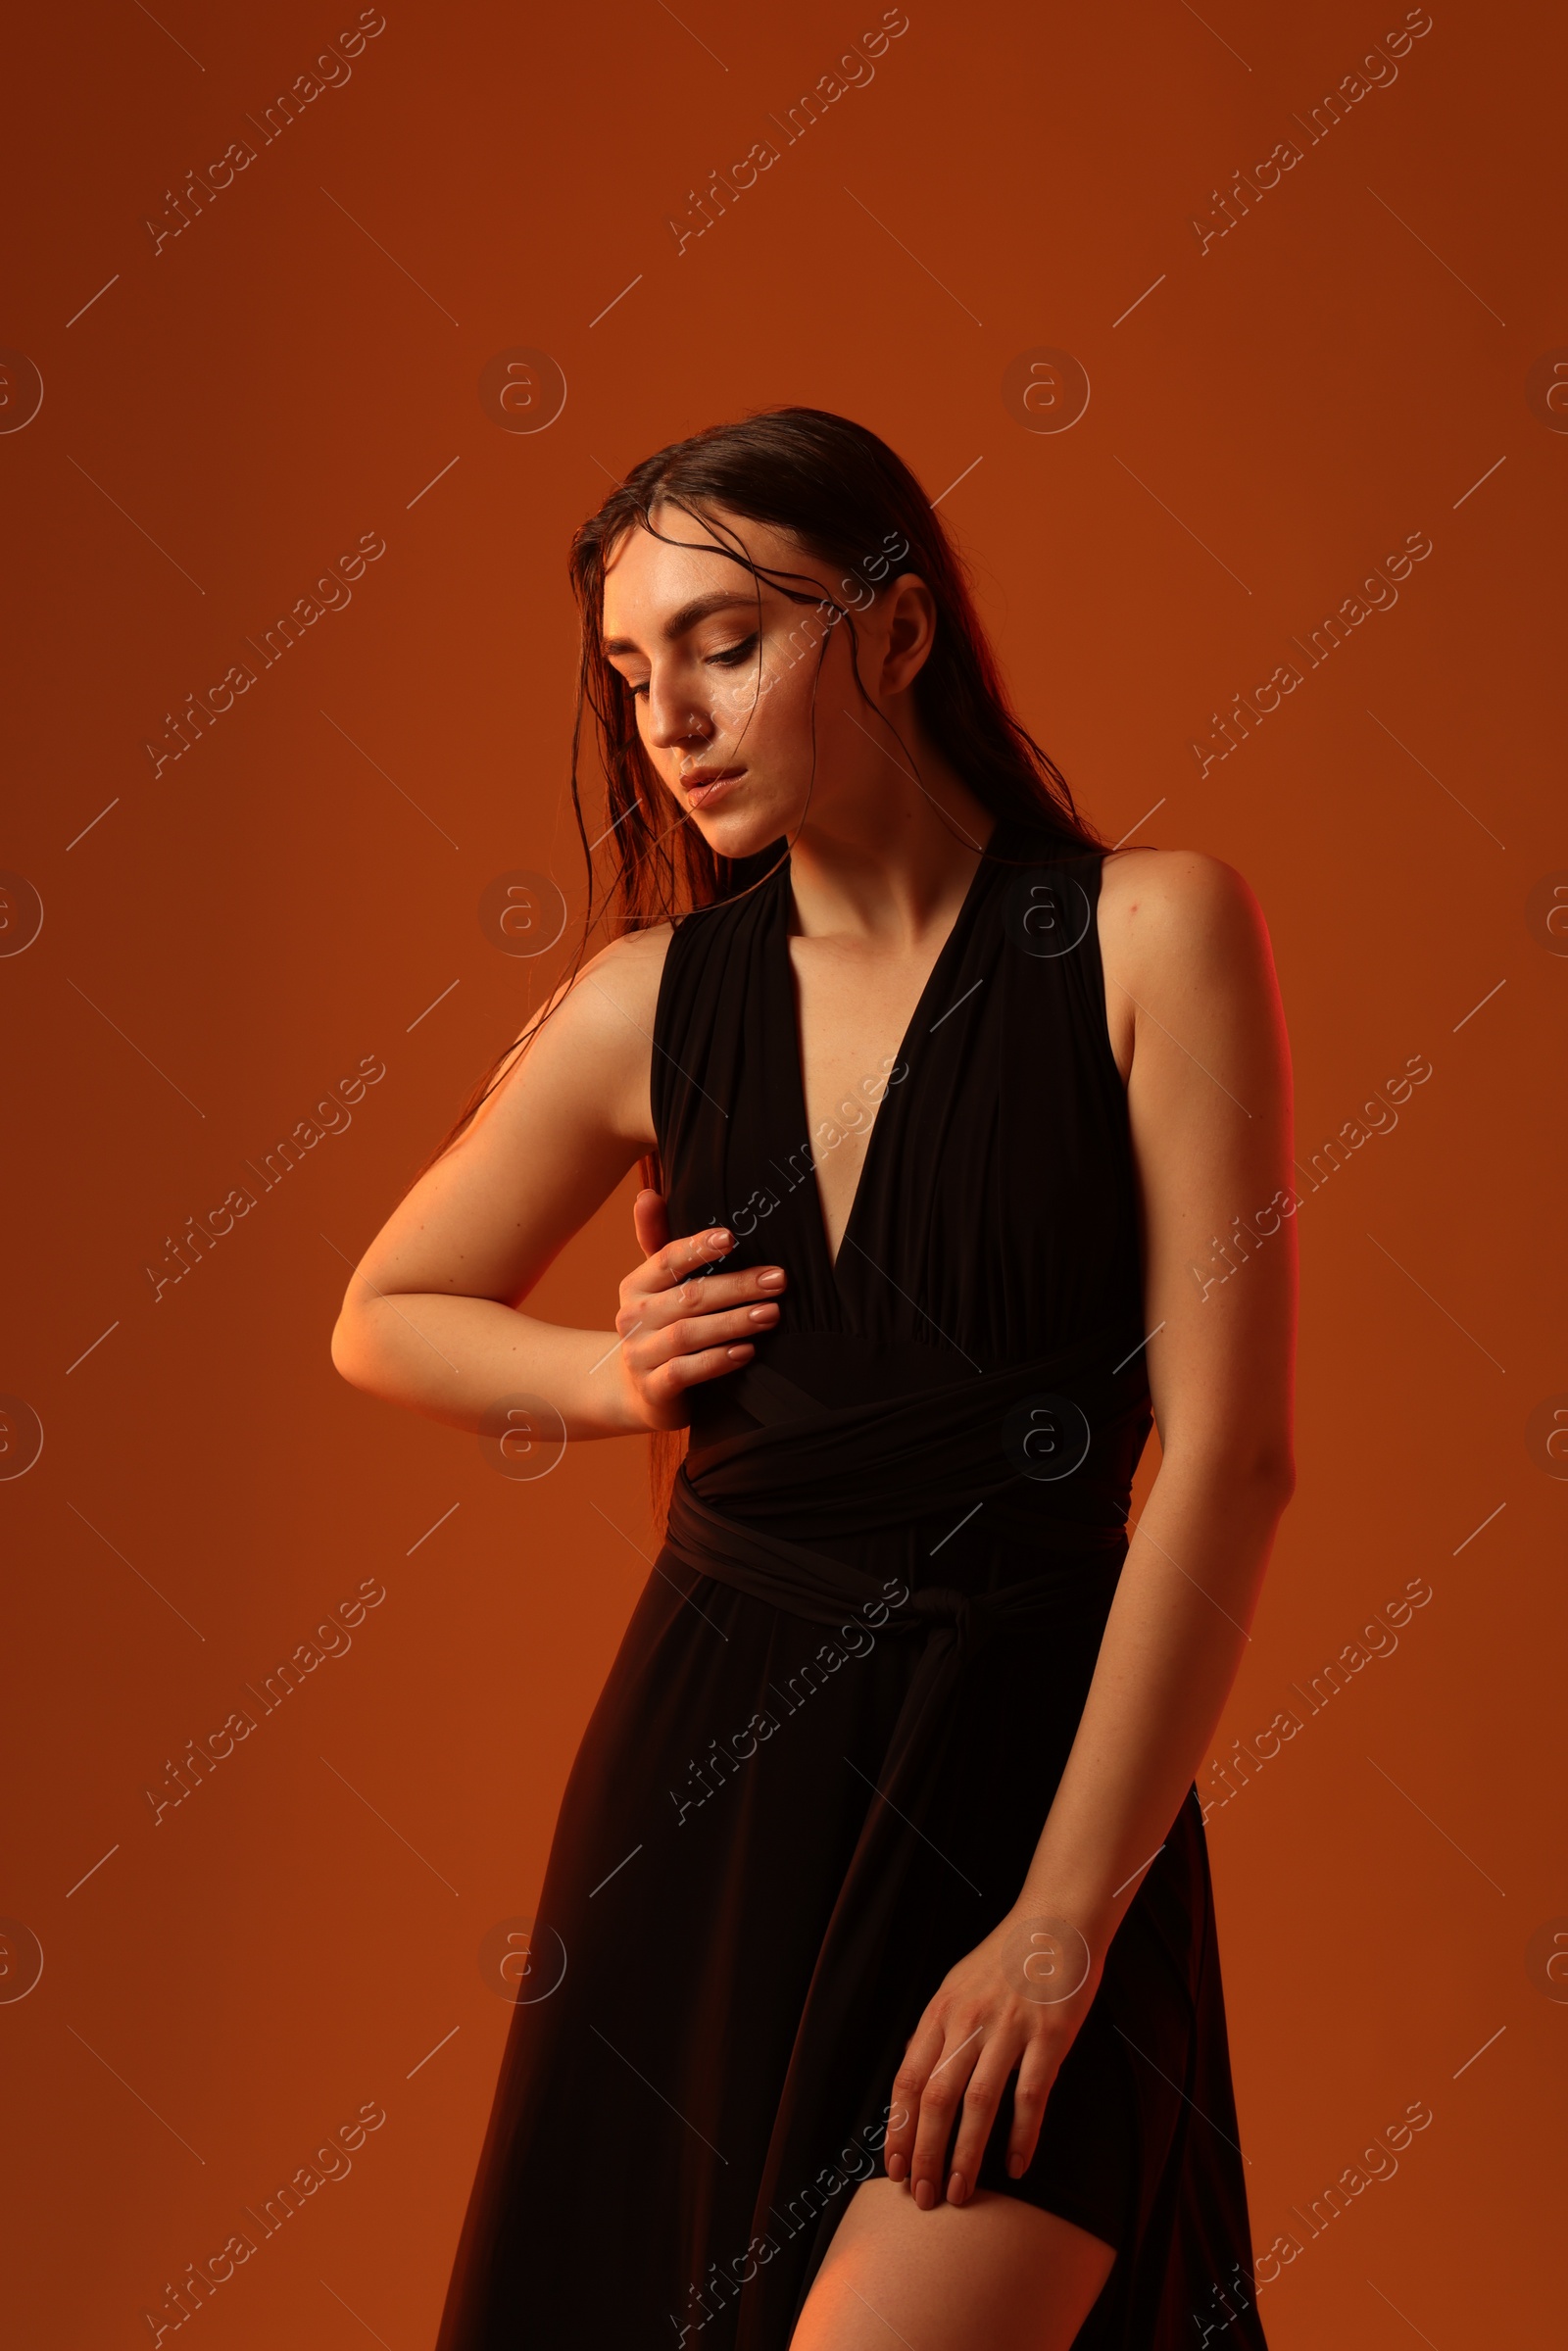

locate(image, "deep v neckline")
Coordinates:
775 829 1003 1284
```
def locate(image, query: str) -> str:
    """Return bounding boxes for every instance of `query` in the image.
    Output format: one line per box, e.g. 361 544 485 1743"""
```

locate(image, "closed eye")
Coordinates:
708 634 760 668
622 635 760 698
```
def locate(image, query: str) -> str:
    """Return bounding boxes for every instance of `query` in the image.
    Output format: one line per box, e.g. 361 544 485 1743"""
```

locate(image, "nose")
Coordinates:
644 666 712 757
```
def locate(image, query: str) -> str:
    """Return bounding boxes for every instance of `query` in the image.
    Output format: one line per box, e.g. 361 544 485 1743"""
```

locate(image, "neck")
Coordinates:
784 739 998 949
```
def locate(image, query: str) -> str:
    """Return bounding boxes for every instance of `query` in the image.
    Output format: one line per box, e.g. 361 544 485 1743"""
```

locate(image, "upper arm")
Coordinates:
336 923 670 1319
1099 850 1297 1482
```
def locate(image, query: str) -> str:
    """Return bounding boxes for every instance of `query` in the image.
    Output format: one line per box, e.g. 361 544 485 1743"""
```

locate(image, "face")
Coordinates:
599 501 933 859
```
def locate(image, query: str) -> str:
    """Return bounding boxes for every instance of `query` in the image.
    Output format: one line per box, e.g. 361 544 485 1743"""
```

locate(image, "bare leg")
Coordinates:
787 2178 1116 2351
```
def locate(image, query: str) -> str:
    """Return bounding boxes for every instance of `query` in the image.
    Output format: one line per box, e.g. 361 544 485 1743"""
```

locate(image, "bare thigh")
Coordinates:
786 2178 1116 2351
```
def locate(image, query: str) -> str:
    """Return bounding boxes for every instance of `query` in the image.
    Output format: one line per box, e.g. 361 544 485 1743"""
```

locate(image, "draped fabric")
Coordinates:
435 821 1267 2349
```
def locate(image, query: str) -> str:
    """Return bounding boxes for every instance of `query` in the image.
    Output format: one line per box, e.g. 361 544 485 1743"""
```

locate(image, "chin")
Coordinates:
690 801 792 861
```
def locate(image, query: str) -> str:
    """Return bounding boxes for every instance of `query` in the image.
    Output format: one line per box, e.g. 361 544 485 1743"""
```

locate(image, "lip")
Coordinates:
681 765 747 808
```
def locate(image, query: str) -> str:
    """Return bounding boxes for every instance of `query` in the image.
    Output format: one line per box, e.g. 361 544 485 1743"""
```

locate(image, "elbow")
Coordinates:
1165 1434 1296 1502
329 1307 373 1392
1238 1444 1297 1504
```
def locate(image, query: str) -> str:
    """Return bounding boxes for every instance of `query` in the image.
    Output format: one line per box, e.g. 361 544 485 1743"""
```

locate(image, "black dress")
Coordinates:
435 820 1268 2350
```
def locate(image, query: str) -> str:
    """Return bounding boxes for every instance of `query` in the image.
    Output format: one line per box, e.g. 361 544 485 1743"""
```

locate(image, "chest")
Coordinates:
787 931 954 1263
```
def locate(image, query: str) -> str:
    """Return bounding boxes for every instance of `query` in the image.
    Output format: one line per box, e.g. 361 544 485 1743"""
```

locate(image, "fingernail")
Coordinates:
947 2172 965 2205
726 1346 752 1360
913 2179 935 2212
1006 2153 1025 2179
756 1269 784 1290
885 2152 906 2182
708 1230 732 1249
747 1305 777 1322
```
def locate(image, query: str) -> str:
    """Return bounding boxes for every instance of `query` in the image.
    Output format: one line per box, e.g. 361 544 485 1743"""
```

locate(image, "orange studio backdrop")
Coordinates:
2 0 1564 2343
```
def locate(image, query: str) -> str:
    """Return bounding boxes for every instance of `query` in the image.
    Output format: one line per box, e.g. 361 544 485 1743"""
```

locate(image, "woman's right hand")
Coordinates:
613 1189 786 1432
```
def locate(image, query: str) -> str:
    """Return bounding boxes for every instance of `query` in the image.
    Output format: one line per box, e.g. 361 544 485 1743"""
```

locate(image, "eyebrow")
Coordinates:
602 590 762 660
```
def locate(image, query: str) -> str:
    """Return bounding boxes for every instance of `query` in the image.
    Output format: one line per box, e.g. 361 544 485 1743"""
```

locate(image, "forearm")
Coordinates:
330 1291 642 1439
1015 1449 1292 1950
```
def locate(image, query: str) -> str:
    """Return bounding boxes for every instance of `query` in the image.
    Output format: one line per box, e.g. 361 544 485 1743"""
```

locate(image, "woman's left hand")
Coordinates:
882 1906 1102 2209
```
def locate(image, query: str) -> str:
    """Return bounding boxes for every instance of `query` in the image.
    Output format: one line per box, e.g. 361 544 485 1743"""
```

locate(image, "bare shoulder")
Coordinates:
1099 846 1276 996
571 918 676 1027
1095 849 1280 1086
472 918 676 1152
516 918 674 1048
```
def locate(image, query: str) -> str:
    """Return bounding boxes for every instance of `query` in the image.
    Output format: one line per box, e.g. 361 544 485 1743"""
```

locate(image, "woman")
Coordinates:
331 407 1295 2350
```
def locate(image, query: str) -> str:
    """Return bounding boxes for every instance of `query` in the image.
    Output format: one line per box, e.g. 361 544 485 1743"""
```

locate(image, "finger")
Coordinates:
640 1227 735 1297
908 2023 984 2210
1004 2042 1059 2180
945 2058 1014 2206
633 1189 670 1258
884 2020 944 2183
646 1339 759 1398
627 1264 785 1325
681 1264 788 1310
625 1297 781 1358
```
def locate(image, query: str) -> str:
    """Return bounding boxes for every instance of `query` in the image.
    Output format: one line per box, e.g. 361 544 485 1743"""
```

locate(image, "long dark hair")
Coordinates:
417 405 1103 1172
410 405 1109 1510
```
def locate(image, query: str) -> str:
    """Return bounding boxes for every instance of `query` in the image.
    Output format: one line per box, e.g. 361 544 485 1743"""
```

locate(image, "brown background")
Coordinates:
3 0 1564 2342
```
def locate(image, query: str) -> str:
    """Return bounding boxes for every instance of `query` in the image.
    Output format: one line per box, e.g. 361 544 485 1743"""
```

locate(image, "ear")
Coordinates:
878 572 938 696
